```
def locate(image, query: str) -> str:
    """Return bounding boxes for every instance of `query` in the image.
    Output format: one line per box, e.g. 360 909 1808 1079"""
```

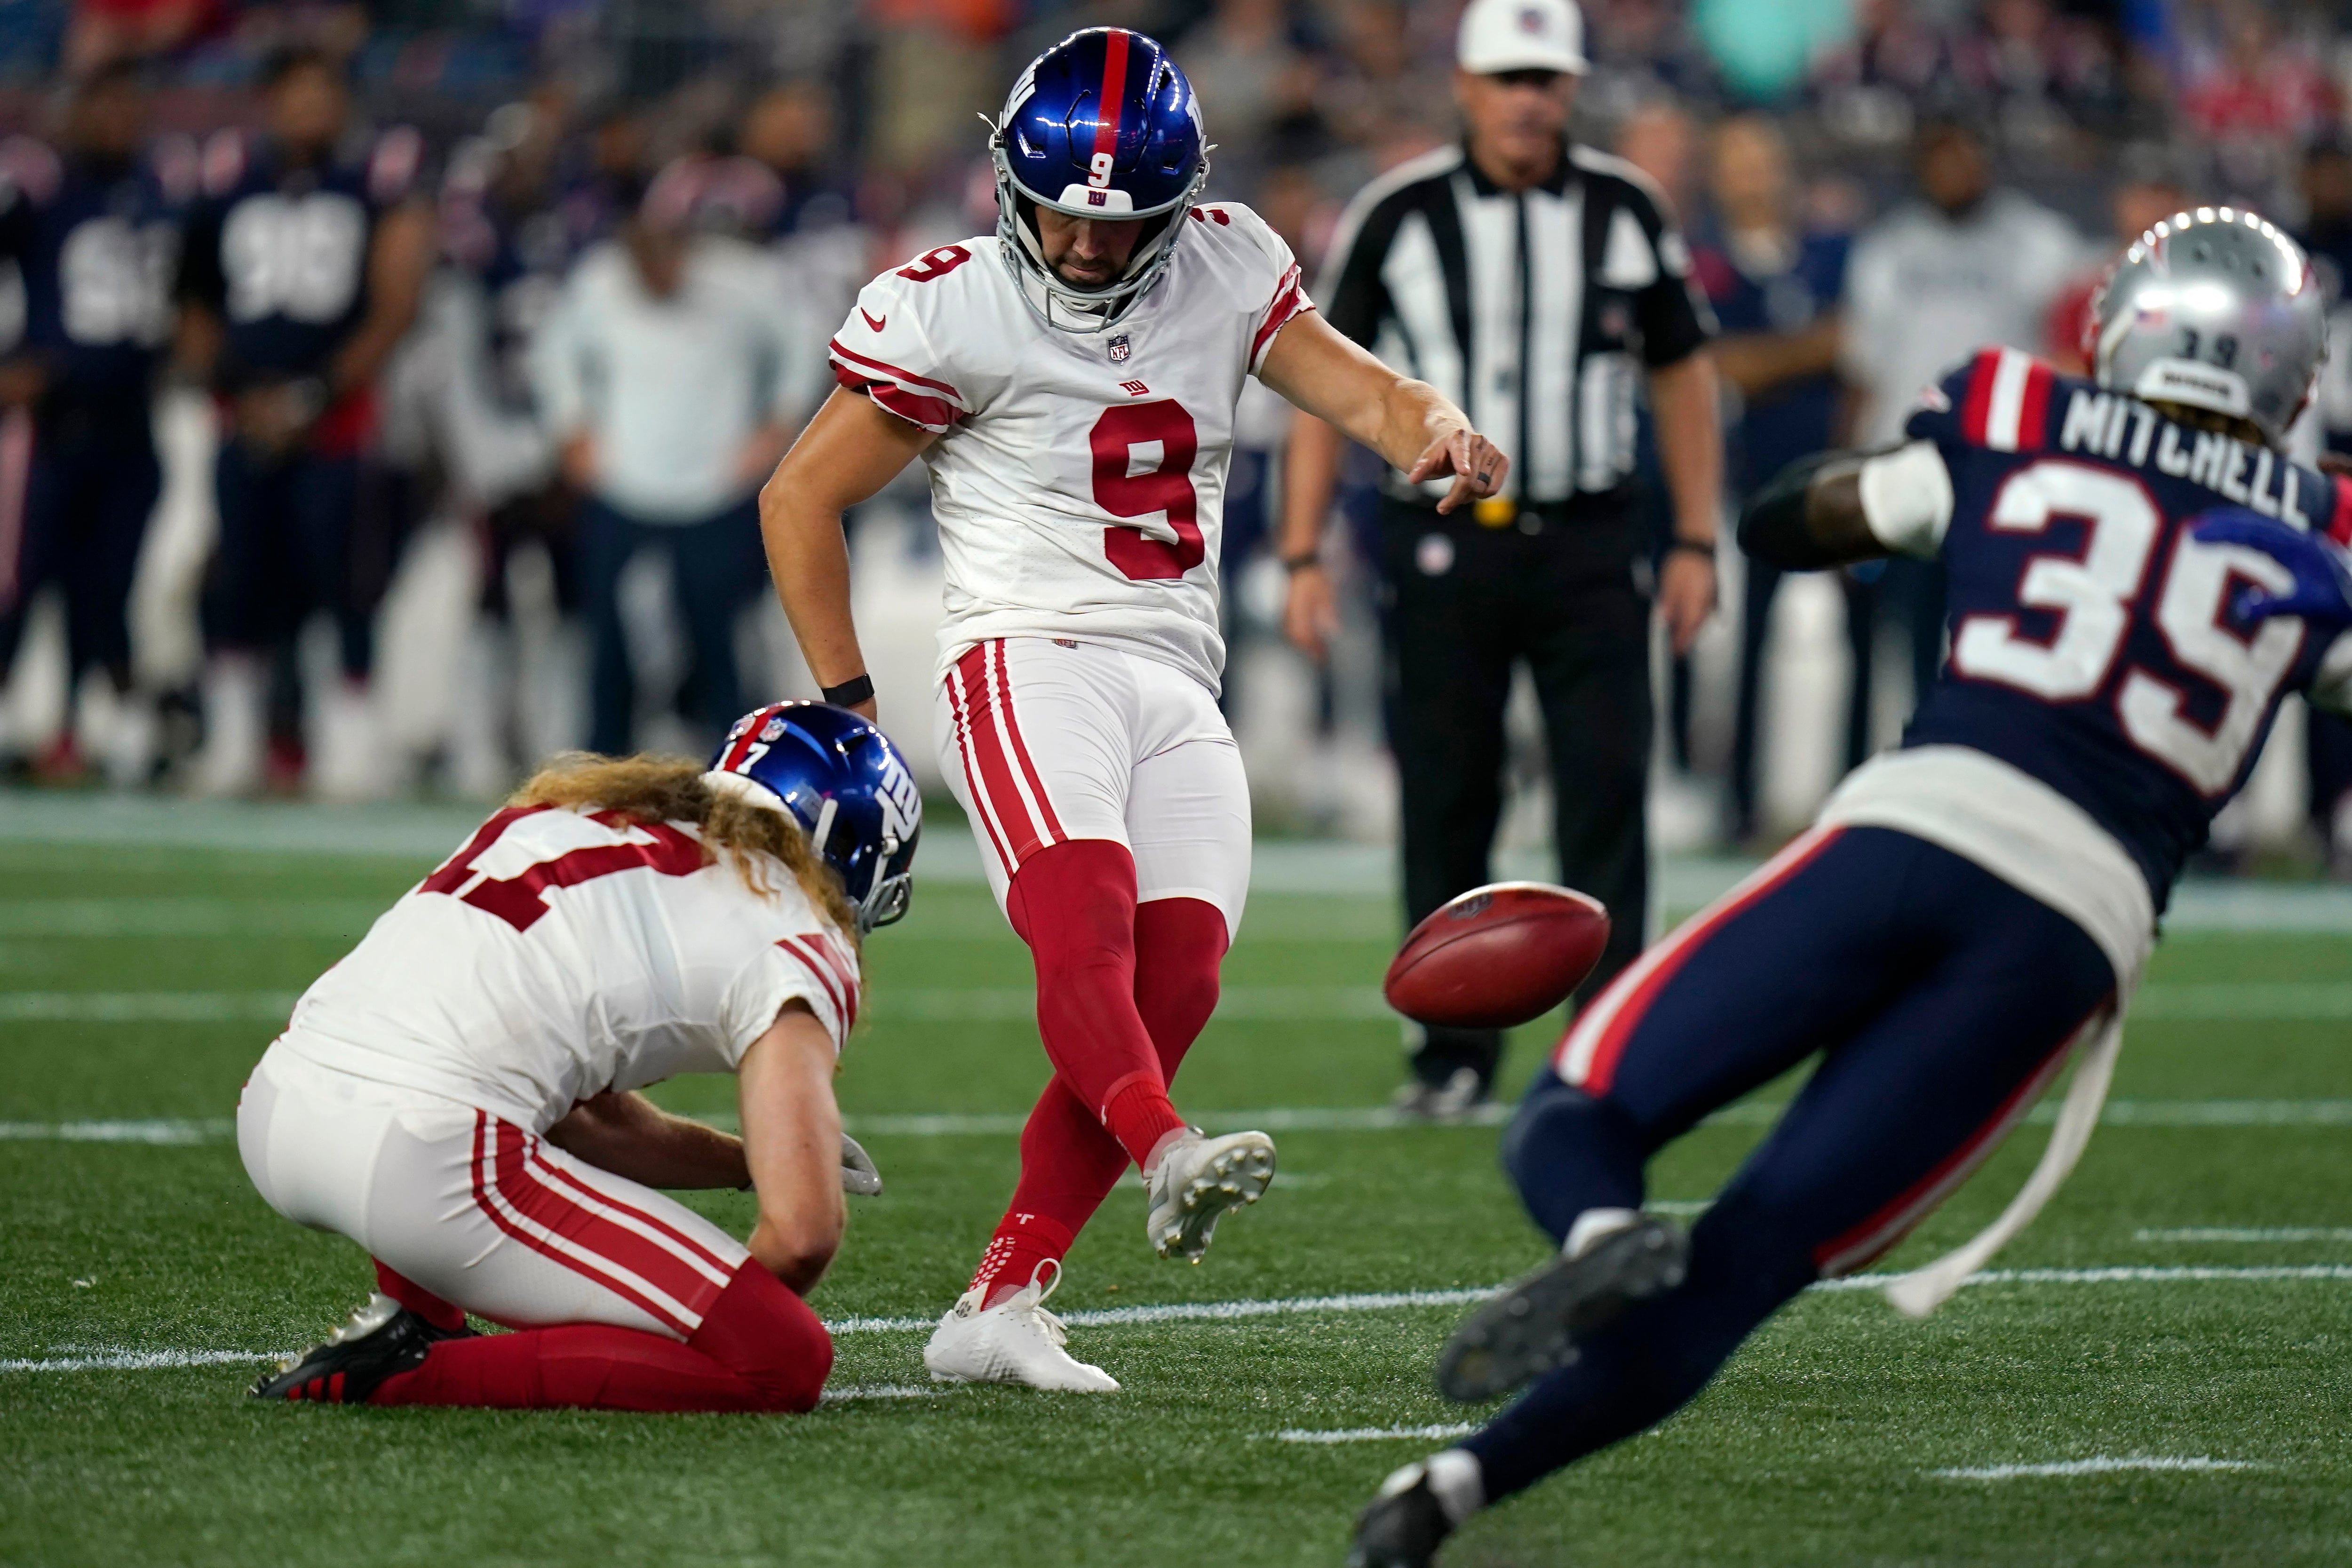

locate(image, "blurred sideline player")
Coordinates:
761 28 1509 1391
1352 209 2351 1562
176 46 434 799
0 63 183 785
240 702 918 1412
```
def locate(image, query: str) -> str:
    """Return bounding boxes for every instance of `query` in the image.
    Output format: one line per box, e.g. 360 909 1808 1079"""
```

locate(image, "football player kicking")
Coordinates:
760 27 1508 1392
240 702 918 1412
1352 208 2352 1563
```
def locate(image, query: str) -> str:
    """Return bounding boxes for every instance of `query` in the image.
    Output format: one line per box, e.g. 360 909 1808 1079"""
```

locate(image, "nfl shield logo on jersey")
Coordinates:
1108 334 1131 364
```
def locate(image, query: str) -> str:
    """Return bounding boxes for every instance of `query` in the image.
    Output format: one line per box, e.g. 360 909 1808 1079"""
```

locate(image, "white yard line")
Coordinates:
1270 1423 1478 1445
1931 1456 2257 1480
0 1119 233 1144
16 1265 2352 1373
2137 1227 2352 1243
0 1347 284 1372
818 1384 945 1402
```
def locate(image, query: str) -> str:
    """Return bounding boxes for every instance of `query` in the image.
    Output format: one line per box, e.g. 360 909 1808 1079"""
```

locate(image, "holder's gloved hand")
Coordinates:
841 1132 883 1197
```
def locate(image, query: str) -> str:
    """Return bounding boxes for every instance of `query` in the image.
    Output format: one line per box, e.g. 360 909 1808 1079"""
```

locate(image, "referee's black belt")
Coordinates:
1379 489 1642 565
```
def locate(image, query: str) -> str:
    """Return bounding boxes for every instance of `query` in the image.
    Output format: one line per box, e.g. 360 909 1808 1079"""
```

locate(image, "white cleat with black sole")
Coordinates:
1145 1128 1277 1261
922 1262 1120 1393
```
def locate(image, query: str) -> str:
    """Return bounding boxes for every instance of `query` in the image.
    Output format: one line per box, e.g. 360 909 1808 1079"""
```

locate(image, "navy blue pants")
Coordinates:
1465 825 2116 1503
0 422 159 689
579 495 765 757
204 443 369 679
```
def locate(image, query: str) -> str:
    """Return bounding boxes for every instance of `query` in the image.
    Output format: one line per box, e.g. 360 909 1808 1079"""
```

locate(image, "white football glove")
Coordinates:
840 1132 883 1197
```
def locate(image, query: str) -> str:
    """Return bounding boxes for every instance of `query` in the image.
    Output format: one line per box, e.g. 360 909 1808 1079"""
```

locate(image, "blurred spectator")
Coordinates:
738 79 854 237
2045 144 2188 374
1839 117 2081 739
426 94 586 794
530 186 809 757
1809 0 1966 150
1688 113 1855 844
66 0 224 73
177 45 435 798
2296 137 2352 874
865 0 1015 177
1177 0 1322 181
2180 1 2336 200
0 64 181 785
1318 0 1451 163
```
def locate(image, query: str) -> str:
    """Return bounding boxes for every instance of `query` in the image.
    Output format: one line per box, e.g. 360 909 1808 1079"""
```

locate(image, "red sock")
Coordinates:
968 895 1233 1305
373 1259 467 1334
370 1262 830 1413
1006 839 1183 1169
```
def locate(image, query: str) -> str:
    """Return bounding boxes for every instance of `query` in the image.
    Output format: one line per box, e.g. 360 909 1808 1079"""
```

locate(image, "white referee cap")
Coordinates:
1458 0 1590 76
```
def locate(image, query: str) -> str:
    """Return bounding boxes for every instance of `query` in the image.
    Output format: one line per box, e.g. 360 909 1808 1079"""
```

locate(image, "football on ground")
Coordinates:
4 798 2351 1567
1384 882 1611 1029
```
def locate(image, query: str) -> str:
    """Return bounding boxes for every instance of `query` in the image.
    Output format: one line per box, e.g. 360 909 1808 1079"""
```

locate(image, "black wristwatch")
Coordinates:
821 673 875 707
1667 538 1716 561
1280 549 1322 572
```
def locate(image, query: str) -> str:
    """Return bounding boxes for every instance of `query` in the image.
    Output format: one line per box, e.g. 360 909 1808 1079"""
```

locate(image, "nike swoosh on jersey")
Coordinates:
861 309 887 331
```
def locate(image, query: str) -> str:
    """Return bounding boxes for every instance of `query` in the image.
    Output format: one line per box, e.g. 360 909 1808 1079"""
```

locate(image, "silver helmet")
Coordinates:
2090 206 2326 449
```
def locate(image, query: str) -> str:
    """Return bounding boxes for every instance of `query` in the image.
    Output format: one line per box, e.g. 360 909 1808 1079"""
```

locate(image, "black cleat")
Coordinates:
1437 1217 1689 1403
250 1293 434 1404
1348 1469 1454 1568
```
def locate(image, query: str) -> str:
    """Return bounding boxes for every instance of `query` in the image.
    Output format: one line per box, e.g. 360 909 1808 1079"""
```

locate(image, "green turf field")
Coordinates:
4 812 2351 1566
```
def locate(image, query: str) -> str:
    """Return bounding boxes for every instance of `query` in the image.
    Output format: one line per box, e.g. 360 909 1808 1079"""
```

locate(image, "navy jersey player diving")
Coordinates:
1350 207 2352 1564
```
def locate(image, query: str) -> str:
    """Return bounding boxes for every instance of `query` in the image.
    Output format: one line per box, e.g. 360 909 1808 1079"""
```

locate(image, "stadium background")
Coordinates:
3 0 2351 873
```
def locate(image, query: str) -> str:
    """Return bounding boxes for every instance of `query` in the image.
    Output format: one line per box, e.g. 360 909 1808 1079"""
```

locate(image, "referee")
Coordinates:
1280 0 1722 1115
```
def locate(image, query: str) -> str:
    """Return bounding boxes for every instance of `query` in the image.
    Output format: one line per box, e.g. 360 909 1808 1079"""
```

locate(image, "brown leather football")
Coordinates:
1383 882 1611 1030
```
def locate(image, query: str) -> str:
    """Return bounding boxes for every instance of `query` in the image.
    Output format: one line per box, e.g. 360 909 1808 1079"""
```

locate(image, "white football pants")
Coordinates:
933 637 1252 938
238 1042 749 1340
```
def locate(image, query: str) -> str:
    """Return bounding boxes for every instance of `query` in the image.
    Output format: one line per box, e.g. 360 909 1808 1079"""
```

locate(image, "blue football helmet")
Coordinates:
706 702 920 933
988 27 1208 333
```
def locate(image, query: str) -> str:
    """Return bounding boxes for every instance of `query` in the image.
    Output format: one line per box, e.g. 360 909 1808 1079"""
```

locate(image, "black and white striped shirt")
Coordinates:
1316 141 1713 505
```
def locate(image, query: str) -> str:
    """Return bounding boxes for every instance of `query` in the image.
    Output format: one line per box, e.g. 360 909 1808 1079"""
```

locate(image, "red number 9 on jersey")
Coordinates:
1092 399 1204 581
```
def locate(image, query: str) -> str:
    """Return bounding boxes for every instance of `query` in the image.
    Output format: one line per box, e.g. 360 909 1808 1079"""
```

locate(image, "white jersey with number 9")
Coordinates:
827 202 1311 696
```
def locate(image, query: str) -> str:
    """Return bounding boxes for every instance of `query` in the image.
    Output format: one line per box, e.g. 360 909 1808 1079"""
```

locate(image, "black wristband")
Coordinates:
1667 538 1716 560
1280 549 1321 572
820 674 875 708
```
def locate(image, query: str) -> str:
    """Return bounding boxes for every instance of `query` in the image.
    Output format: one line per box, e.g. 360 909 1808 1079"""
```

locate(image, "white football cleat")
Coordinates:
1146 1128 1276 1261
922 1262 1120 1393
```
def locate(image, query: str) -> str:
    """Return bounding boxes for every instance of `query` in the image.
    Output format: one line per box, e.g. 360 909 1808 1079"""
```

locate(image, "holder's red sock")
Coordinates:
370 1262 830 1412
373 1259 467 1334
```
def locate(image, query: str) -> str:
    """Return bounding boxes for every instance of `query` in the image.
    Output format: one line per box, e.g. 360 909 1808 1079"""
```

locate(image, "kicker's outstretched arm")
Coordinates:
1257 311 1508 516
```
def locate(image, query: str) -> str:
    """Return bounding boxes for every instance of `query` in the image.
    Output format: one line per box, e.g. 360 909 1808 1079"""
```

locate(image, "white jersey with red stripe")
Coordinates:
273 804 861 1133
828 202 1313 695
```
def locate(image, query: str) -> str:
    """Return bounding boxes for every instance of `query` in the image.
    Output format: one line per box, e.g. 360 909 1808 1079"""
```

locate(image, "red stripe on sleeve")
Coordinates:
1250 263 1312 367
778 934 848 1030
2016 362 2052 451
1958 348 2000 445
2331 475 2352 547
826 339 962 400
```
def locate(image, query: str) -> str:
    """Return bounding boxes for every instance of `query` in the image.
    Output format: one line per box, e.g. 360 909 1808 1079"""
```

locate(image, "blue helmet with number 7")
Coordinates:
988 27 1208 334
705 702 921 934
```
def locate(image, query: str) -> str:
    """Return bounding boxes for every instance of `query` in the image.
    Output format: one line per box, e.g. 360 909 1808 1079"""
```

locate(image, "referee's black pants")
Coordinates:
1378 498 1651 1093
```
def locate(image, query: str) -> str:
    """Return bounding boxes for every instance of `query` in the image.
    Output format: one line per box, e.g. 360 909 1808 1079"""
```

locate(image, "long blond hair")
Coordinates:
509 753 859 942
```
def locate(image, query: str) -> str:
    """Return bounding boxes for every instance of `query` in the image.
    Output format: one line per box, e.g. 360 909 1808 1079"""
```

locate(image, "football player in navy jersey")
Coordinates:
175 45 435 796
0 63 183 783
1351 208 2349 1565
